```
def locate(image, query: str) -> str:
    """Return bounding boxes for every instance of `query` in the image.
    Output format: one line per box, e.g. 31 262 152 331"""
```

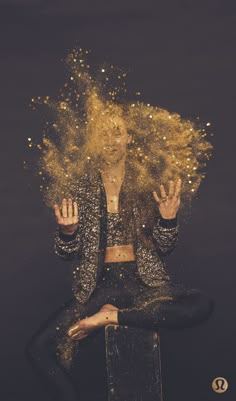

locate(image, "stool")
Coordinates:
105 324 163 401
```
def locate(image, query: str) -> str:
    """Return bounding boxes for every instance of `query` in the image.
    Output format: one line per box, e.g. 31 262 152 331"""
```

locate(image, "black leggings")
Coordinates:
25 262 215 401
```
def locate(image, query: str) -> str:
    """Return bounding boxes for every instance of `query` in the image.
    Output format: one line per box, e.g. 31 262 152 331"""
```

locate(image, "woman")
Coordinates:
26 114 214 401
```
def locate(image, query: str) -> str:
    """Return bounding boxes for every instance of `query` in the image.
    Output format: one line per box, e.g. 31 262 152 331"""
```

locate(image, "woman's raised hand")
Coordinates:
153 178 182 219
53 198 79 235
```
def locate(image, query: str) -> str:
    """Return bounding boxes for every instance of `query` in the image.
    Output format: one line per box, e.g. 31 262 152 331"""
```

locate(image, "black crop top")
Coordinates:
106 212 134 246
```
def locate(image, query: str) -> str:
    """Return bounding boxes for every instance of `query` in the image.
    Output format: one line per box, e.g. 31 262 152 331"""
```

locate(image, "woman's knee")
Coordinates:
184 289 215 323
25 325 57 359
25 311 71 358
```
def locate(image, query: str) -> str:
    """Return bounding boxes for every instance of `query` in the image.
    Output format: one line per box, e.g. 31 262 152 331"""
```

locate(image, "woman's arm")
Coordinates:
54 226 81 261
53 197 81 261
152 214 179 256
152 178 181 256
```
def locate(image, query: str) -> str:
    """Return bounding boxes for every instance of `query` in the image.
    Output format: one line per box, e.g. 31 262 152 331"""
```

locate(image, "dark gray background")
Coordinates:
1 0 235 400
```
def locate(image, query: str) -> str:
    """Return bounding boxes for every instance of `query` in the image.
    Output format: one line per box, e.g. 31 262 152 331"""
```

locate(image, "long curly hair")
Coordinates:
29 47 213 217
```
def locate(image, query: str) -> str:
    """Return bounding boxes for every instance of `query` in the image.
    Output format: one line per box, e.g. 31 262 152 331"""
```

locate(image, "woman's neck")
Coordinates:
99 157 126 182
99 157 126 213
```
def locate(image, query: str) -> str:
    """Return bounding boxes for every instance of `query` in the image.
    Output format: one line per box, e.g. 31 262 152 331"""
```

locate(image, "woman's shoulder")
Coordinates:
75 171 99 188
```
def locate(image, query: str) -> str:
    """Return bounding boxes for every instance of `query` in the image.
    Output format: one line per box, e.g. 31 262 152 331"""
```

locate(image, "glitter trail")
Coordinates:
27 47 213 212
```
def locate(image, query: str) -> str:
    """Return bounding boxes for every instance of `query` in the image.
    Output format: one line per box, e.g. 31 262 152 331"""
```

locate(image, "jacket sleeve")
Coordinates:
152 214 179 256
54 226 81 261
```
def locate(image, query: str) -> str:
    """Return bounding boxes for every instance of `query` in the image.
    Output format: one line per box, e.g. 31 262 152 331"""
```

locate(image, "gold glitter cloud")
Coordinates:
28 47 213 211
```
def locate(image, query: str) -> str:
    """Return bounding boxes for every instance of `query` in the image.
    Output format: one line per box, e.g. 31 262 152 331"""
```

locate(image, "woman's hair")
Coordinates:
31 47 213 215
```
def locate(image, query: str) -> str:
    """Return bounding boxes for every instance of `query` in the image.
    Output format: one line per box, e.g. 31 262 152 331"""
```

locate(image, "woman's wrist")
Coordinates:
58 227 78 241
158 213 178 228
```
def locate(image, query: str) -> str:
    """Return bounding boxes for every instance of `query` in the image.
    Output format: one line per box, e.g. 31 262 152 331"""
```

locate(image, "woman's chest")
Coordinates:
102 181 122 213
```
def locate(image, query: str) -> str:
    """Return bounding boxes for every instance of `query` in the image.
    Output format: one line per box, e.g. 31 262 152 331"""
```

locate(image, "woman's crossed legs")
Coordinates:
68 283 215 340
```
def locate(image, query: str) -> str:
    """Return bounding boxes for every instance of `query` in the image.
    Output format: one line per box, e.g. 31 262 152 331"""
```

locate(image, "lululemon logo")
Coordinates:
212 377 228 393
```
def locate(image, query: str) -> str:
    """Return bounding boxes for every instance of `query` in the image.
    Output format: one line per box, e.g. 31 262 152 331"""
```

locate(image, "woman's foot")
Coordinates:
100 303 119 312
67 304 119 341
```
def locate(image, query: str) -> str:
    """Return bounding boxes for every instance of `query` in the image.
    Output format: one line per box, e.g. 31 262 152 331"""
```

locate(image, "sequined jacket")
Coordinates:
54 171 179 304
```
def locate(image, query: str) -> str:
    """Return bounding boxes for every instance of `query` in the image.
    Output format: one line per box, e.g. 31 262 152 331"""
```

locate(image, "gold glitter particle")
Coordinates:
59 102 67 110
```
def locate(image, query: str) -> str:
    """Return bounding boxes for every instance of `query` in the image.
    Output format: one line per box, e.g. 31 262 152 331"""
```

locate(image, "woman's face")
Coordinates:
97 116 131 164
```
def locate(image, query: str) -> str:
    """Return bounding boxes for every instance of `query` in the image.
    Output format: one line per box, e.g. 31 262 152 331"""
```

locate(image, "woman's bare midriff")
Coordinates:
104 244 136 263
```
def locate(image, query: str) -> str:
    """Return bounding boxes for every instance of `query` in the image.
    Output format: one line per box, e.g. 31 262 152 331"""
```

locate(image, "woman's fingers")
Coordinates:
53 204 63 224
67 327 77 336
153 191 160 203
168 180 175 198
160 184 167 198
67 322 80 336
73 201 79 224
67 325 88 341
61 198 79 220
68 198 73 218
62 198 68 218
153 179 182 202
74 201 78 217
53 199 79 226
175 178 182 198
153 183 167 203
